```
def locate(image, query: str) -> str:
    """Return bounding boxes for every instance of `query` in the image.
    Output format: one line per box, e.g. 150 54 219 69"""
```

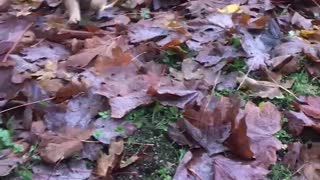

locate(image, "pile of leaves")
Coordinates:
1 0 320 179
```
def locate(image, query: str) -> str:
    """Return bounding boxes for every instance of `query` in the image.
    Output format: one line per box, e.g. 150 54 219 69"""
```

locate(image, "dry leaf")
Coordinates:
237 72 283 98
39 128 92 164
96 139 124 177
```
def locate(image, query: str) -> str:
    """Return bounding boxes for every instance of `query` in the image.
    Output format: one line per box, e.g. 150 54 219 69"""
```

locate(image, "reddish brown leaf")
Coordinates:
173 150 214 180
96 139 124 177
183 96 240 155
283 142 320 180
53 82 87 103
286 110 319 135
39 128 92 164
244 102 282 168
212 155 268 180
299 96 320 119
225 113 254 160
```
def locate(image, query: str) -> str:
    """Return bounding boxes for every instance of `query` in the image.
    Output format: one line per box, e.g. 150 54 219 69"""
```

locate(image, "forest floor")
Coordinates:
1 0 320 179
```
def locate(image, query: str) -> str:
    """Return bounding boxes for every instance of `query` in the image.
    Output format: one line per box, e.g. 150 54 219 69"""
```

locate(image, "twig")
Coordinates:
237 66 252 90
2 23 33 62
81 140 154 146
291 163 307 177
0 97 54 114
312 0 320 8
125 142 154 146
268 75 301 102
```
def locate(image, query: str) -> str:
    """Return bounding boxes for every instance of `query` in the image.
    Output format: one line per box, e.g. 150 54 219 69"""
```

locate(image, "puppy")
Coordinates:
64 0 119 23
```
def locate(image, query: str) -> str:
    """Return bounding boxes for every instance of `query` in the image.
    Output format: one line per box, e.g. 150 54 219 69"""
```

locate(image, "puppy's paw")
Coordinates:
64 0 81 23
68 13 81 24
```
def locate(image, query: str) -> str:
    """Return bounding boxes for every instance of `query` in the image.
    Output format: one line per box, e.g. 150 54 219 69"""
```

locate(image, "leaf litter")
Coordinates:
1 0 320 179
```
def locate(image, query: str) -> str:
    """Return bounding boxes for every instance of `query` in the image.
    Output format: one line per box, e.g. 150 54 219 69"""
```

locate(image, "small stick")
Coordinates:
2 23 33 62
312 0 320 8
125 142 154 146
0 97 54 114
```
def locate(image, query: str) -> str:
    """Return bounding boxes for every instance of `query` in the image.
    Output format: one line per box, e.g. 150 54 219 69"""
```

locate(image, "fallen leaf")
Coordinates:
299 96 320 119
217 4 242 14
291 12 312 29
241 31 270 70
33 160 92 180
120 154 144 169
237 72 283 98
149 78 203 109
284 142 320 180
128 24 169 43
0 67 21 107
224 113 253 160
212 155 268 180
285 110 320 136
108 91 153 118
183 96 240 155
173 150 214 180
45 93 105 130
39 128 92 163
243 102 282 168
207 13 234 28
20 41 69 62
273 38 318 59
168 120 199 147
283 142 302 170
196 44 243 67
81 143 103 161
53 82 87 103
94 118 137 144
96 139 124 177
94 47 132 73
0 158 21 176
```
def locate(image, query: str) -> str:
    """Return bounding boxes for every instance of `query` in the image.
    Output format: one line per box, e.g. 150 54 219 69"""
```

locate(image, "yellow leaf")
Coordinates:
217 4 243 14
300 29 315 38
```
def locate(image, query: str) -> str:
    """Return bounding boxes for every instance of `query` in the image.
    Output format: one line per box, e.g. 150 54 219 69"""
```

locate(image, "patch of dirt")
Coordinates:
114 127 182 179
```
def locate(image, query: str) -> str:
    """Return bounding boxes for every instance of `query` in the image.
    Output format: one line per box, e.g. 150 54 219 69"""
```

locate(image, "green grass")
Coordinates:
275 129 294 144
126 103 182 132
98 110 110 119
154 167 172 180
0 128 24 153
114 103 184 179
269 94 295 110
290 71 320 96
229 36 241 49
159 44 190 70
227 58 247 72
268 164 293 180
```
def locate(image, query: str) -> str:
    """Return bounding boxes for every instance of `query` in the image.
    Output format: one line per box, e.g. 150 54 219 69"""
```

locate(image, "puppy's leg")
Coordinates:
90 0 119 12
90 0 107 11
64 0 81 23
